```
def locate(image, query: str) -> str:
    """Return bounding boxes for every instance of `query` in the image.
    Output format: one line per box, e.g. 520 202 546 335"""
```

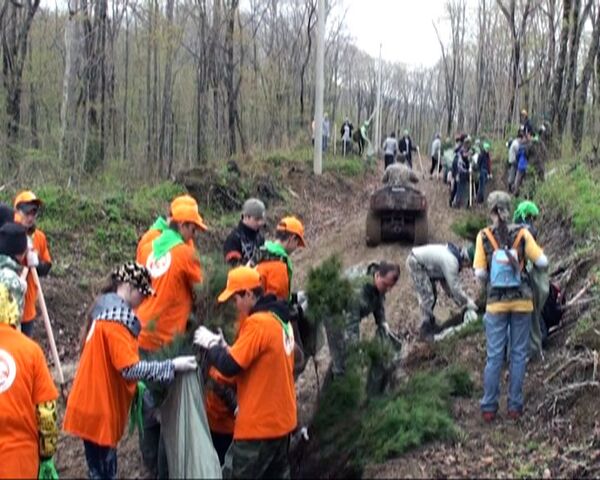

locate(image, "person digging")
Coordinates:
406 242 477 340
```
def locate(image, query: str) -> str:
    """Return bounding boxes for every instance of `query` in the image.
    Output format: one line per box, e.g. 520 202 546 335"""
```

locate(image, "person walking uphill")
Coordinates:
0 223 59 480
513 201 548 360
473 191 547 422
406 242 477 340
382 132 399 169
399 129 417 169
223 198 266 267
194 266 296 479
135 201 207 477
63 263 197 480
13 190 52 338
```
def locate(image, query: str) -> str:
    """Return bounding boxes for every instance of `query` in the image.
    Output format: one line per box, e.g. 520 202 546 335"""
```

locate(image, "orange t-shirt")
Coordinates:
63 321 140 447
256 260 290 301
205 367 236 434
136 229 161 264
22 229 52 323
136 243 203 351
229 311 296 440
0 324 58 479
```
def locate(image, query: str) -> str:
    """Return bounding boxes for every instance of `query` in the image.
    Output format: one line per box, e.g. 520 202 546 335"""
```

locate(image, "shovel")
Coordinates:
31 267 66 395
416 147 425 178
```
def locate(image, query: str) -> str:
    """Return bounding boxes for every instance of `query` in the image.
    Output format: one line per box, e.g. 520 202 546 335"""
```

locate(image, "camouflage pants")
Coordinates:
222 436 290 479
406 254 437 328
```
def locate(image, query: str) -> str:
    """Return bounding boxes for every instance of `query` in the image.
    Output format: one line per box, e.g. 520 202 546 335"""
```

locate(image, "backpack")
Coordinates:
482 228 526 288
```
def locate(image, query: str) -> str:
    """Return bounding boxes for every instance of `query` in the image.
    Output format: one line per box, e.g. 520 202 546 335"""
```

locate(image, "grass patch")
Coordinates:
536 163 600 237
451 213 488 242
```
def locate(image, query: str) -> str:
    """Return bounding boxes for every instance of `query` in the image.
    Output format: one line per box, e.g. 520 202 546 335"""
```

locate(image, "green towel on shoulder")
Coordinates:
152 228 184 260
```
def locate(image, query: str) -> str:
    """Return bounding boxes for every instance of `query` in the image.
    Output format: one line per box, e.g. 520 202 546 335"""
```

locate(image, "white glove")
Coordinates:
488 174 493 180
466 299 478 312
172 355 198 372
27 249 39 268
216 328 229 348
381 322 392 336
194 326 221 349
297 290 308 312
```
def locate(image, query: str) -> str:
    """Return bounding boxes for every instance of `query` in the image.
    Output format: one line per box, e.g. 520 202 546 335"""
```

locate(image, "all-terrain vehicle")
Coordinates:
365 184 428 246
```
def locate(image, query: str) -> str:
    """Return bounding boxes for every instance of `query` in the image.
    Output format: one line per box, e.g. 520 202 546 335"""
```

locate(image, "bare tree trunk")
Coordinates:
60 2 80 171
572 5 600 151
1 0 41 166
122 1 129 162
159 0 175 176
224 0 238 156
550 0 571 129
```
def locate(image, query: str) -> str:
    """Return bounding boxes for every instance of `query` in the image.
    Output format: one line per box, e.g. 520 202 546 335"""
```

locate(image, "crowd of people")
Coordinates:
0 105 555 478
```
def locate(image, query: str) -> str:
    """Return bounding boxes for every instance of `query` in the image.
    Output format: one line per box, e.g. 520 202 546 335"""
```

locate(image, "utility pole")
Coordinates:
313 0 325 175
374 43 383 157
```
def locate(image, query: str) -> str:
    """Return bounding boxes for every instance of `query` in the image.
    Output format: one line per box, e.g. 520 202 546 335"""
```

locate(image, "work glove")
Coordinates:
466 299 478 312
488 174 493 180
27 249 39 268
38 458 58 480
296 290 309 312
216 328 229 348
193 326 221 349
381 322 392 336
171 356 198 372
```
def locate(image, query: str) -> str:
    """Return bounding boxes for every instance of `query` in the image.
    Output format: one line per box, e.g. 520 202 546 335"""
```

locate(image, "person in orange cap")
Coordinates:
136 194 197 264
194 266 296 479
135 201 207 477
256 216 306 302
13 190 52 338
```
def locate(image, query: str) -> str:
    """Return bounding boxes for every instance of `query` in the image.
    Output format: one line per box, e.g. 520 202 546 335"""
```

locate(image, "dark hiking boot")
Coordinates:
482 411 496 423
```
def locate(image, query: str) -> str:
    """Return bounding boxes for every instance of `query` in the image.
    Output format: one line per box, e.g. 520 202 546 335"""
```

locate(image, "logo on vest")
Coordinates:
283 327 294 356
146 251 172 279
0 349 17 393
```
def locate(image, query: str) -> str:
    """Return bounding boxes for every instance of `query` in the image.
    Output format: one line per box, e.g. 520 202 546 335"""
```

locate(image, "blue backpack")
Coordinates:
483 228 526 288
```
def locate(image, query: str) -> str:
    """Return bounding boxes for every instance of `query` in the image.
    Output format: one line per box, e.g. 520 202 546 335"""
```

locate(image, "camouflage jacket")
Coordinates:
382 163 419 187
0 254 25 316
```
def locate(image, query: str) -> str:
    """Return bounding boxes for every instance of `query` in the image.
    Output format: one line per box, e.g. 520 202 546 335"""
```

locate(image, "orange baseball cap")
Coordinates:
277 216 306 247
170 194 197 212
14 190 43 209
171 203 208 231
218 266 262 303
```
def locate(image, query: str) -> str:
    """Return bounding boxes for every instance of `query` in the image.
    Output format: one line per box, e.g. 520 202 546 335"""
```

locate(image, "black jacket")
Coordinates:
399 136 417 161
223 220 265 266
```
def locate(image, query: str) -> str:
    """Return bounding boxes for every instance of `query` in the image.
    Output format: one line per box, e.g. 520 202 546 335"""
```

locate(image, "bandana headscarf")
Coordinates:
112 262 154 296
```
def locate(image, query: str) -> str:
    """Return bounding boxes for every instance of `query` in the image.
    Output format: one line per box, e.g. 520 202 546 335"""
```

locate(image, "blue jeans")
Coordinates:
84 441 117 480
322 135 329 152
20 321 34 338
477 172 488 204
481 311 530 413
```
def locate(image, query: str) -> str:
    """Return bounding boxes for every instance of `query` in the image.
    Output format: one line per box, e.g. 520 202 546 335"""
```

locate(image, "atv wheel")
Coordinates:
413 211 428 245
366 211 381 247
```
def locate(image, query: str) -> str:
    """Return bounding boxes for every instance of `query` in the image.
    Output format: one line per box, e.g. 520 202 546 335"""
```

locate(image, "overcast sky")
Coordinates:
345 0 461 68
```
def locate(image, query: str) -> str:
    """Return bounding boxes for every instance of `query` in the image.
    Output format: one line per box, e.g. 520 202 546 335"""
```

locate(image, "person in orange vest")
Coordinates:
0 223 59 480
13 190 52 339
194 266 296 479
136 194 198 264
135 201 207 477
63 262 197 479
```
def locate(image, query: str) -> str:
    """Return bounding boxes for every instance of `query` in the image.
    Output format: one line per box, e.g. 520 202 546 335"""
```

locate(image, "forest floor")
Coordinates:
26 153 600 478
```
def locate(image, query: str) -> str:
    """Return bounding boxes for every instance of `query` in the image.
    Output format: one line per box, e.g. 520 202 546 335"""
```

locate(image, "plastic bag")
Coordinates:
159 370 222 479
